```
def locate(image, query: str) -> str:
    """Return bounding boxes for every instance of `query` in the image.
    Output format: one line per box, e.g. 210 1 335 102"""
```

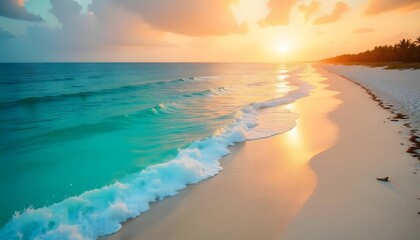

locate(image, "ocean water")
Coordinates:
0 63 313 239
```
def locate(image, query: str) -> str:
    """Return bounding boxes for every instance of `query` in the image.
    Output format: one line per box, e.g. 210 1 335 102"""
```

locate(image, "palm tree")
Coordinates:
414 36 420 46
414 36 420 63
396 39 414 62
398 39 412 49
322 36 420 63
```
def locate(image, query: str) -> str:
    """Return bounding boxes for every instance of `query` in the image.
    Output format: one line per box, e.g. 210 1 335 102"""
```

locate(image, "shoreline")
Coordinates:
104 64 420 239
104 64 340 239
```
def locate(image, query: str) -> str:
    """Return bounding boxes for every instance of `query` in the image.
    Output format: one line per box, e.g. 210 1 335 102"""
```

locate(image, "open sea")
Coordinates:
0 63 313 239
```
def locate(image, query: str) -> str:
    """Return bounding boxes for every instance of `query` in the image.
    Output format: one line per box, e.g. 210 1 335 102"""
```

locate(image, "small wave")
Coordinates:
0 81 313 239
88 75 103 79
182 87 229 98
13 92 92 104
247 81 269 87
0 77 74 86
193 76 219 81
147 103 181 116
1 78 194 106
1 76 219 106
1 102 183 150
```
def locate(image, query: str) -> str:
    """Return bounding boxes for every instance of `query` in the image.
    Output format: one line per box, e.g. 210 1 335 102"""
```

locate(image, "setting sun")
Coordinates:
277 44 291 53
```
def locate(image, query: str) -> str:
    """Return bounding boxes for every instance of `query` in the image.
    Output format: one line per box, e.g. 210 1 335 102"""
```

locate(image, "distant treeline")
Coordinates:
322 36 420 63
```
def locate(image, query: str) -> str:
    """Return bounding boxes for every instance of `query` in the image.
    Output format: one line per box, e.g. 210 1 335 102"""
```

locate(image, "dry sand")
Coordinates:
283 67 420 240
104 65 420 240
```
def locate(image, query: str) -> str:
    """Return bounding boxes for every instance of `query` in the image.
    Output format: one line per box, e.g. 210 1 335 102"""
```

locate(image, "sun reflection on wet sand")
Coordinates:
274 64 341 208
253 63 343 219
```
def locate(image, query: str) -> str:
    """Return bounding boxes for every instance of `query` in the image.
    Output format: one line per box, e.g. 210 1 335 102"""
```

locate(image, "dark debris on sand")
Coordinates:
376 177 389 182
336 74 420 161
407 134 420 160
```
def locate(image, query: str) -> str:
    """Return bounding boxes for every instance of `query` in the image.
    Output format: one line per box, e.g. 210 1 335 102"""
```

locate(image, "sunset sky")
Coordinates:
0 0 419 62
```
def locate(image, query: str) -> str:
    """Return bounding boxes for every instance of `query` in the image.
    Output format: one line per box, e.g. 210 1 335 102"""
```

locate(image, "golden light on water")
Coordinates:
276 81 288 88
278 69 289 74
285 104 293 111
277 74 290 81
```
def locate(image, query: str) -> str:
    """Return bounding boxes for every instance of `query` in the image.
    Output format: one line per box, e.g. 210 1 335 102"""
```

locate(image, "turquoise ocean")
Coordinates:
0 63 313 239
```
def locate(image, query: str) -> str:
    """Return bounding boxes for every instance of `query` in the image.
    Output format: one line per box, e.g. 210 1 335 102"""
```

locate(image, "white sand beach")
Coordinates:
283 66 420 240
322 64 420 130
105 65 420 240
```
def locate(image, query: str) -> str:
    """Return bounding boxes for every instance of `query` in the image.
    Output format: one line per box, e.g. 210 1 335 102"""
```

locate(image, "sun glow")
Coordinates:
277 44 290 53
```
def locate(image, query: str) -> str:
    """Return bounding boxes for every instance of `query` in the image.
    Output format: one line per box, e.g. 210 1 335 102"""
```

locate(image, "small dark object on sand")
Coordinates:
376 177 389 182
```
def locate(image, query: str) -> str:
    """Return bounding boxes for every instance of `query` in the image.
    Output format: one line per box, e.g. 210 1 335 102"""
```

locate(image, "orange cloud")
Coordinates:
89 0 168 46
119 0 247 36
260 0 297 27
353 27 374 34
298 1 321 24
313 1 349 25
365 0 420 15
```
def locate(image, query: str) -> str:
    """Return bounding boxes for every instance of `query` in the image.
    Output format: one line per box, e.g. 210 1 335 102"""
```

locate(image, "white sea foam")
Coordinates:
0 79 313 240
245 107 299 140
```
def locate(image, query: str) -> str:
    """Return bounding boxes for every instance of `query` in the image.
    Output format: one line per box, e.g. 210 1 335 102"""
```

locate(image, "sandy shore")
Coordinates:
104 65 419 240
283 66 420 239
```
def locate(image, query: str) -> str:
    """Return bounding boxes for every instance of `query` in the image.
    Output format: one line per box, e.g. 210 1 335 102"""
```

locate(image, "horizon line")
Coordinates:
0 60 319 64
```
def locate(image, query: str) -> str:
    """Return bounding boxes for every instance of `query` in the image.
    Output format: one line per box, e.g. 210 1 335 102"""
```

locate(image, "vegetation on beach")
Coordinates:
322 36 420 69
330 62 420 70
